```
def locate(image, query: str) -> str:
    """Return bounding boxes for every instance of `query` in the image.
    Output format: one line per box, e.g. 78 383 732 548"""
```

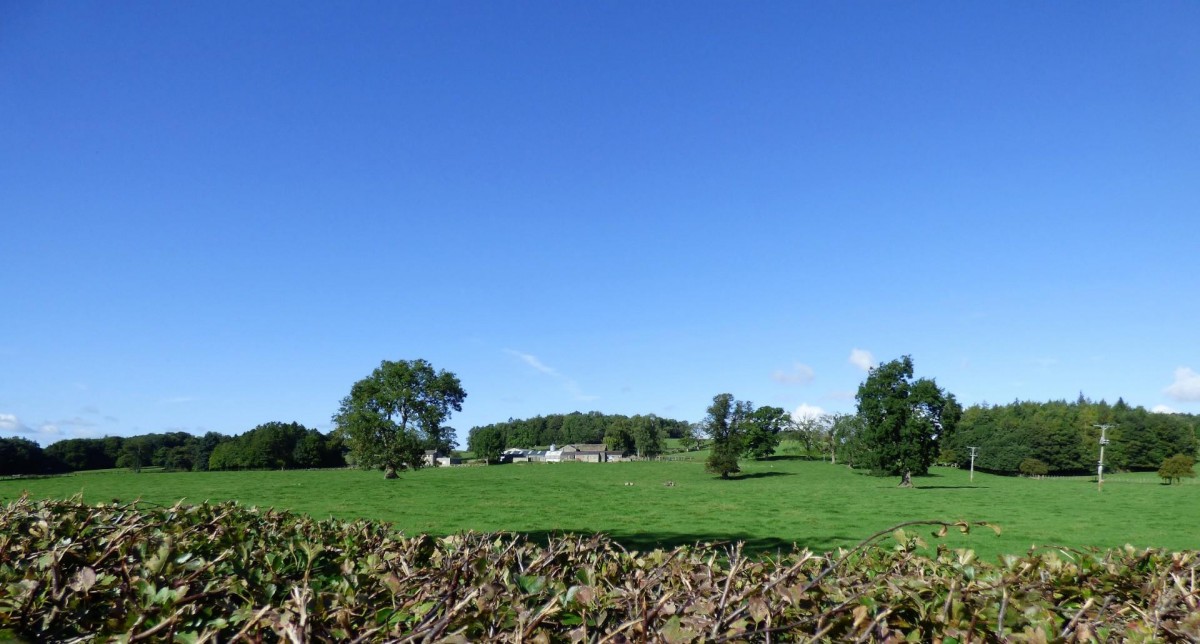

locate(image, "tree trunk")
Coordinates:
384 465 398 479
898 470 913 488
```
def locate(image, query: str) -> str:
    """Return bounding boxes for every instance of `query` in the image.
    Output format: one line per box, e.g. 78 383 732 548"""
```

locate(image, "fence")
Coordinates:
634 455 696 462
1033 473 1199 485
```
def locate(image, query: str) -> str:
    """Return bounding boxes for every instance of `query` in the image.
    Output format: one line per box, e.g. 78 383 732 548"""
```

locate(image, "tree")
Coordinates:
856 355 956 487
630 415 665 458
333 359 466 479
44 438 116 472
190 432 228 472
1019 457 1049 478
207 441 240 471
604 417 634 454
679 423 703 452
117 438 146 473
202 422 332 471
423 424 458 455
823 412 865 465
0 437 65 476
468 426 505 464
742 405 789 460
292 430 335 468
703 393 752 479
1158 454 1196 484
787 415 825 457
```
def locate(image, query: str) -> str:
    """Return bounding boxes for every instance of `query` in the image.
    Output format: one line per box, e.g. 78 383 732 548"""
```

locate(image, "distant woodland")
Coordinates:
942 396 1198 474
0 422 345 476
466 411 692 462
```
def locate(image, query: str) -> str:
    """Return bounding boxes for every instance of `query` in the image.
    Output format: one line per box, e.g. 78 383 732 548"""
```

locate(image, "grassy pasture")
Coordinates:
2 457 1196 560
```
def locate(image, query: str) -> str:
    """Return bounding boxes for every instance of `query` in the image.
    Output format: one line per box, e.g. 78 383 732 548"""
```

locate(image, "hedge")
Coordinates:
2 496 1198 641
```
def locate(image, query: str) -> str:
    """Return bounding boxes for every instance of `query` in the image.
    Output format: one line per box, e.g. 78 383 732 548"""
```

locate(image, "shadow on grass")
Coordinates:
759 454 822 462
0 471 91 481
515 528 859 556
731 471 795 480
916 485 988 490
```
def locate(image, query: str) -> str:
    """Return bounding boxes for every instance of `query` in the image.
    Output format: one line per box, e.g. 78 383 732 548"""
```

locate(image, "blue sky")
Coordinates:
3 2 1198 445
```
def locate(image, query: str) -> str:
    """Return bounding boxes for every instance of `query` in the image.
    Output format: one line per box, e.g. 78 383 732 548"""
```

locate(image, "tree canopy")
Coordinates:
1158 454 1196 484
1019 457 1049 478
207 422 344 471
856 355 958 486
942 397 1198 475
0 437 66 476
742 405 790 460
333 359 466 479
466 411 684 461
703 393 752 479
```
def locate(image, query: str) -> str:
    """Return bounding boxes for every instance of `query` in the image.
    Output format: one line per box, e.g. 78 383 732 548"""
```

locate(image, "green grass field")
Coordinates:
2 457 1196 560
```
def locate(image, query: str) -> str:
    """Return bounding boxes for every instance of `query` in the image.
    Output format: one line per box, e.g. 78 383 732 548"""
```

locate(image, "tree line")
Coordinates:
9 355 1197 484
207 422 346 471
792 393 1198 480
941 396 1198 475
466 411 692 463
0 422 347 476
699 356 1198 484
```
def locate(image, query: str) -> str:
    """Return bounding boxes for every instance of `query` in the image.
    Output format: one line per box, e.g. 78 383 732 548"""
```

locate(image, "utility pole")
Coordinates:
1094 424 1115 491
968 446 979 482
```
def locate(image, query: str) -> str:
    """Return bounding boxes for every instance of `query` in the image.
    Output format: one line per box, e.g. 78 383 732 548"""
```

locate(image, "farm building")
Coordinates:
500 448 548 463
498 444 626 463
551 444 626 463
423 450 462 467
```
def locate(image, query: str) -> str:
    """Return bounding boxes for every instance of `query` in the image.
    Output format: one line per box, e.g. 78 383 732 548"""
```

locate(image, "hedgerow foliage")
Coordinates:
2 497 1199 642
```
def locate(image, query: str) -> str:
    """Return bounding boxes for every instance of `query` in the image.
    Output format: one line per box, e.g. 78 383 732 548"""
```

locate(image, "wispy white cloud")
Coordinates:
0 413 64 439
849 348 874 372
791 403 826 422
1165 367 1200 402
506 350 558 377
505 349 599 402
0 413 33 434
1152 404 1179 414
772 363 815 385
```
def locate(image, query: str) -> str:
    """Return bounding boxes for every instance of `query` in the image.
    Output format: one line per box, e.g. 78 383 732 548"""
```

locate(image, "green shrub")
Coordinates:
1019 457 1049 478
1158 454 1196 484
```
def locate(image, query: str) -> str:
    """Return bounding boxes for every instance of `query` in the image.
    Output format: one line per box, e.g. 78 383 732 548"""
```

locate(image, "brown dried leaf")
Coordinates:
69 566 97 593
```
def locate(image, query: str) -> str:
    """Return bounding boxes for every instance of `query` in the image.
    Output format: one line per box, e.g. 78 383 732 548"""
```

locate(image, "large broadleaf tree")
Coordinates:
334 359 466 479
856 355 959 487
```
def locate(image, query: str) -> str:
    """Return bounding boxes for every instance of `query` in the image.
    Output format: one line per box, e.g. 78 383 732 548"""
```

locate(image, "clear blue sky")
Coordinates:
3 2 1198 445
